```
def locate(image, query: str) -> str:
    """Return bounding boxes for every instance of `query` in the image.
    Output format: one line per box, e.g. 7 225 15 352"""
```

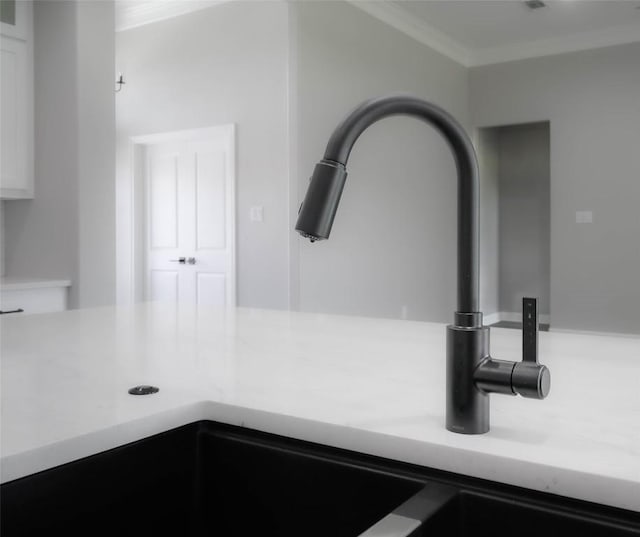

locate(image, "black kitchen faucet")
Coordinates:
295 95 550 434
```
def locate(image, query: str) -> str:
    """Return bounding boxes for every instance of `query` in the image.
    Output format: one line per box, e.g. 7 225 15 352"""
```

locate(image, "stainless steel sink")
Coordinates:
2 421 639 537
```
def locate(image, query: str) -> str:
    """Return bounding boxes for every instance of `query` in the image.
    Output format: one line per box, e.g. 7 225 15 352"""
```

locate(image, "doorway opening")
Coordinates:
477 122 550 331
130 125 236 307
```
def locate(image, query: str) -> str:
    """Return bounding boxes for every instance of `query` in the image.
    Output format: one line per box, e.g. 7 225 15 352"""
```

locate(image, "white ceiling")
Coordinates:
359 0 640 65
115 0 640 66
395 1 640 49
115 0 228 32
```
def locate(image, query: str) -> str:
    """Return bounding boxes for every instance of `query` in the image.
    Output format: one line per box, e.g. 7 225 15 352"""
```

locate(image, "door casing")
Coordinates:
129 125 236 306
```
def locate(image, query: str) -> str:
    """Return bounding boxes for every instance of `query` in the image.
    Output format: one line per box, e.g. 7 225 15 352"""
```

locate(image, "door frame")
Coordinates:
129 125 236 306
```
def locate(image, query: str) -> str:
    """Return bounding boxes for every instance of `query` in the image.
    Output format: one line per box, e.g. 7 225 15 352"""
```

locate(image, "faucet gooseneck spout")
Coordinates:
295 96 479 315
296 95 550 434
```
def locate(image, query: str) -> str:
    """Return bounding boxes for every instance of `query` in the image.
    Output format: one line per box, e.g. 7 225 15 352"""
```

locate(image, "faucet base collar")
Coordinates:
453 312 483 328
446 325 490 434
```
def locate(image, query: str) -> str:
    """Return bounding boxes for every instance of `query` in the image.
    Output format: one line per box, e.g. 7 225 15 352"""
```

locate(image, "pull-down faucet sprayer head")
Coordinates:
296 159 348 242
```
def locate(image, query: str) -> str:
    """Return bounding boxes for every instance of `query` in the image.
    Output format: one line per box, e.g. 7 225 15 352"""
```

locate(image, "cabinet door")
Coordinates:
1 0 31 40
1 287 68 315
1 1 33 199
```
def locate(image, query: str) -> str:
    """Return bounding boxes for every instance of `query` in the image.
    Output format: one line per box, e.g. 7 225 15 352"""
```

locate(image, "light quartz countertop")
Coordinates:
1 303 639 511
1 277 71 290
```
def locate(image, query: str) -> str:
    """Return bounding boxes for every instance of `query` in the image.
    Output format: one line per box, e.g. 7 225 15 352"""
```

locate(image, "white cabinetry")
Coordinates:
1 279 70 315
1 1 34 199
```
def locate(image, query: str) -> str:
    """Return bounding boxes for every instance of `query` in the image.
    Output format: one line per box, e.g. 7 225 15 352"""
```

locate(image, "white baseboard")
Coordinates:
484 313 639 337
549 327 640 339
483 312 501 326
484 311 550 325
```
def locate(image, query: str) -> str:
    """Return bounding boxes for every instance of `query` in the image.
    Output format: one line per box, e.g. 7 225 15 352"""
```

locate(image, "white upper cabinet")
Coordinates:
1 0 33 199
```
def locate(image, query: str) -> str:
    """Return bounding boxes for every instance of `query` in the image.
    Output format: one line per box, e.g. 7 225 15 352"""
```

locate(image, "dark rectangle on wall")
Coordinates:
0 0 16 25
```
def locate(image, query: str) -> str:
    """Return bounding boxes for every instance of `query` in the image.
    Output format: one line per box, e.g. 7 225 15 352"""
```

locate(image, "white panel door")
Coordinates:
144 127 235 306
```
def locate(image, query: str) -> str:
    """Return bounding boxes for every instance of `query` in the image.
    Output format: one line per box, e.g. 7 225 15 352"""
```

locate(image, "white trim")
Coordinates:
115 0 233 32
347 1 640 67
130 125 233 146
483 311 551 326
549 327 640 339
115 0 640 65
501 311 524 324
483 313 501 326
492 311 551 324
347 0 470 67
472 21 640 66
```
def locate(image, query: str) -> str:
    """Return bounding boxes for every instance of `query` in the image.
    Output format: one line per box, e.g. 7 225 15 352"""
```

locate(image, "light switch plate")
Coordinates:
250 206 264 222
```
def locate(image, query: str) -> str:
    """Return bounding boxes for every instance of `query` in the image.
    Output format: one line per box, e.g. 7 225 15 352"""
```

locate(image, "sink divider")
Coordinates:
358 482 457 537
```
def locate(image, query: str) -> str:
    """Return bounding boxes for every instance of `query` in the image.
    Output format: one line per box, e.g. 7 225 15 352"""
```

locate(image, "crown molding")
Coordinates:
116 0 640 65
347 1 471 67
115 0 232 32
348 1 640 68
470 21 640 66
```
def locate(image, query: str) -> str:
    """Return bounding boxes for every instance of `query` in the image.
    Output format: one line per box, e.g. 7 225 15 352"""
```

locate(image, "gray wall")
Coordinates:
76 1 116 308
115 1 290 309
475 129 500 318
1 202 5 275
4 0 115 309
292 1 469 322
497 123 550 317
471 43 640 334
4 0 78 300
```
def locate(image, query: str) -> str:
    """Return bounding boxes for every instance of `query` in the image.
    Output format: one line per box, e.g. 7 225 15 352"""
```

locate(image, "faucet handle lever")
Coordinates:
474 297 550 401
522 297 538 363
513 297 550 399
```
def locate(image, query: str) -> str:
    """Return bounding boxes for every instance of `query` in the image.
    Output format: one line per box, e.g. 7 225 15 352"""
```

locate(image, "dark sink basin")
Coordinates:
196 426 424 536
2 421 639 537
422 490 640 537
0 422 424 537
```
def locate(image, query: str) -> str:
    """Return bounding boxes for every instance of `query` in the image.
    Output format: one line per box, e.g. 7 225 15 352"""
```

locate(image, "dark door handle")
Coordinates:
0 309 25 315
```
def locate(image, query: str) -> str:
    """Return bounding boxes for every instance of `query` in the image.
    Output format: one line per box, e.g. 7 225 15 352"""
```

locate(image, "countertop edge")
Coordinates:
3 399 638 513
